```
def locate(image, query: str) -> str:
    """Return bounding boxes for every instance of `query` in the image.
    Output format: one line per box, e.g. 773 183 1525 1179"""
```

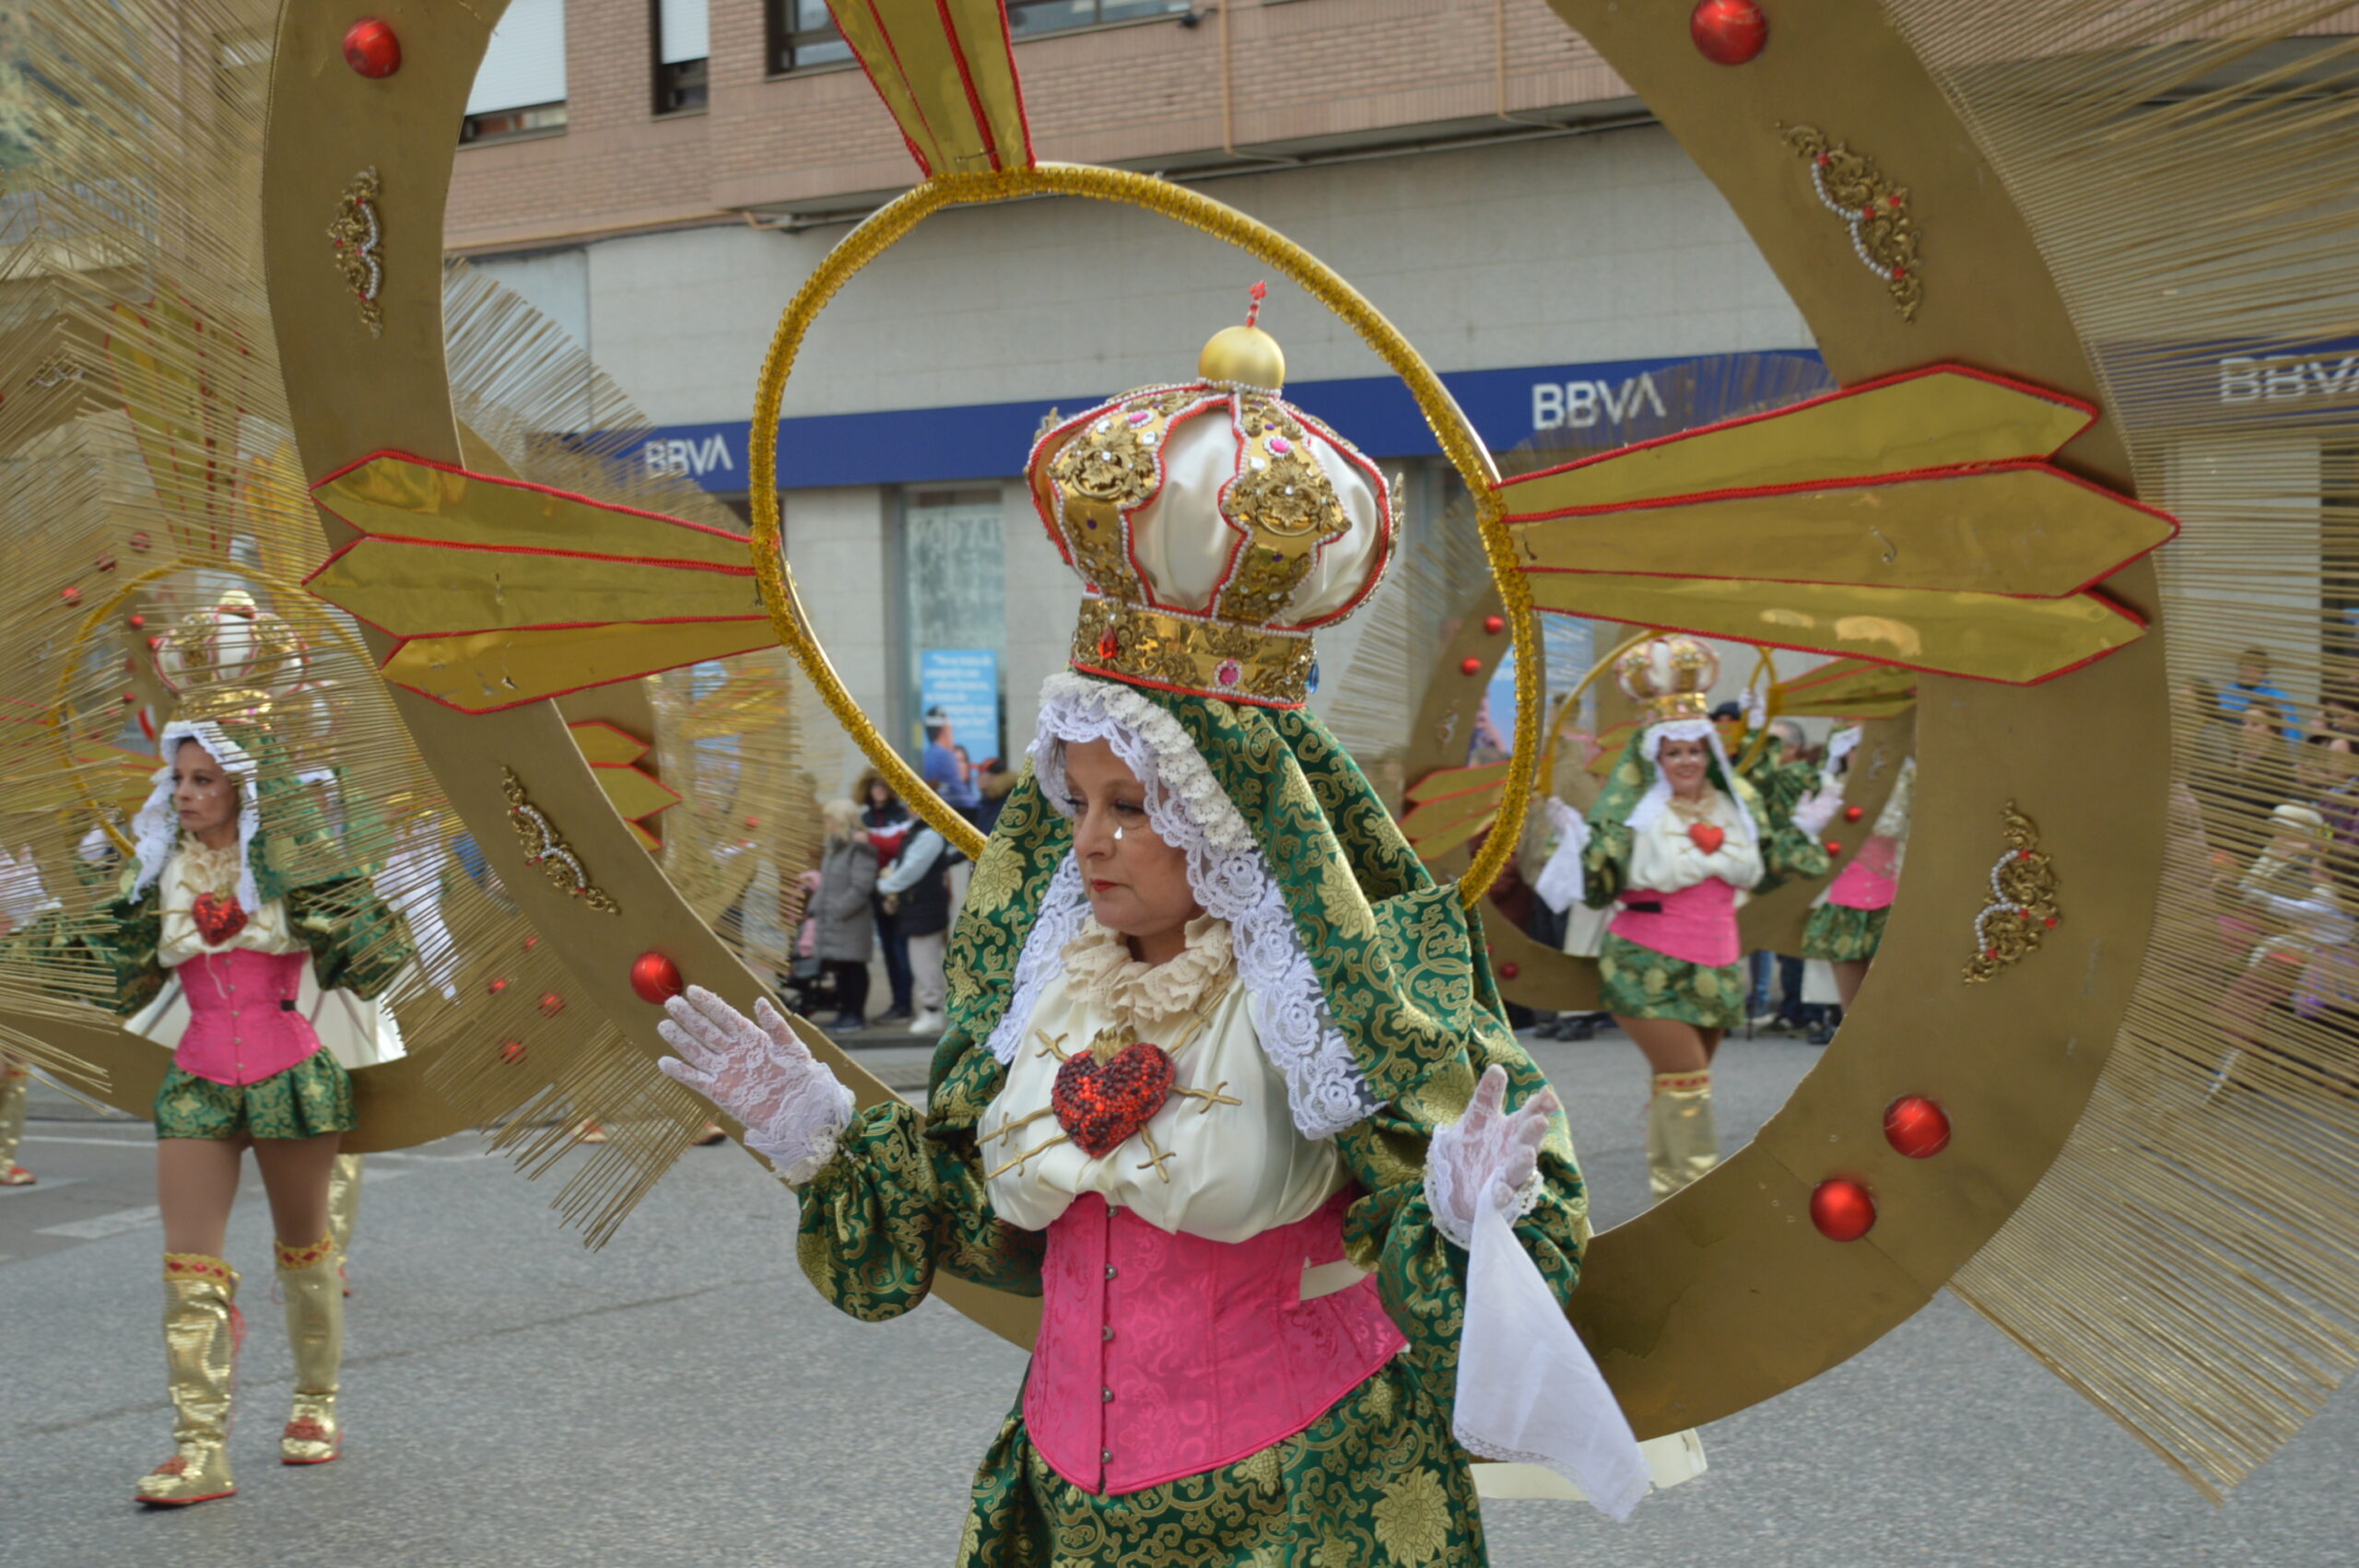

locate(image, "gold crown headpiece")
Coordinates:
1615 635 1719 726
1026 289 1398 707
154 589 306 720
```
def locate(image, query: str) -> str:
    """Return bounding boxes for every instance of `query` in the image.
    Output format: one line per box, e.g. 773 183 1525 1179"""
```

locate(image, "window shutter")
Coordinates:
467 0 568 115
660 0 710 64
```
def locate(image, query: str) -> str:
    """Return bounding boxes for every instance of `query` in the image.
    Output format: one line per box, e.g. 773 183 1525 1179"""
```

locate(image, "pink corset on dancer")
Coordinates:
172 949 323 1086
1825 836 1901 911
1025 1188 1406 1496
1609 877 1741 966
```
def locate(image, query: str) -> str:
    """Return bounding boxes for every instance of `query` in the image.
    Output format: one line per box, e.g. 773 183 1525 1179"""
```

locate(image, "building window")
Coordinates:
767 0 852 75
1006 0 1191 40
900 490 1008 790
465 0 568 144
653 0 710 114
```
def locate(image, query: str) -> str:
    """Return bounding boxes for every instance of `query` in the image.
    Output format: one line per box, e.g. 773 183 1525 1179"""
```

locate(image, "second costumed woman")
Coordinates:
1802 727 1916 1012
657 310 1650 1563
7 604 414 1505
1542 639 1837 1199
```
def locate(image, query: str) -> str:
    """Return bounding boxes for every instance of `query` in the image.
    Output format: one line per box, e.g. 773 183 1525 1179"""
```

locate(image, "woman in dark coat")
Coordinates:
815 799 879 1032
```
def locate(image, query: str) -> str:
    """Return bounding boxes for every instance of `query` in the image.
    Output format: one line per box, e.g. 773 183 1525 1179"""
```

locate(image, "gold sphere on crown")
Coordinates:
1198 323 1285 391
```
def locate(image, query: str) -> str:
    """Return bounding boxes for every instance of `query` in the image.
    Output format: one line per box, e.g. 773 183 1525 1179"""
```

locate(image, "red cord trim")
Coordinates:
308 450 755 547
1531 590 2147 688
933 0 1003 171
855 0 944 175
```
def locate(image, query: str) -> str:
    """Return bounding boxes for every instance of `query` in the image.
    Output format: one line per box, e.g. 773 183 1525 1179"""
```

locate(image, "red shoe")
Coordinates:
0 1164 32 1187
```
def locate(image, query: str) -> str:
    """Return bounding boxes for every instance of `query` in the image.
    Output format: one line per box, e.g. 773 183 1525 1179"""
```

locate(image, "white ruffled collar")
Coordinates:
1060 915 1234 1034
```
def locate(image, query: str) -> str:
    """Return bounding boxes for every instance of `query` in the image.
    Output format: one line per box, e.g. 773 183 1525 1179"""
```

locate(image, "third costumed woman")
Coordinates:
1543 639 1837 1198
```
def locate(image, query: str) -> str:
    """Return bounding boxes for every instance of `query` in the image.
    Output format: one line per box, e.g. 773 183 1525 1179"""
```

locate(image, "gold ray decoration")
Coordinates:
827 0 1033 177
1504 365 2175 682
305 452 777 711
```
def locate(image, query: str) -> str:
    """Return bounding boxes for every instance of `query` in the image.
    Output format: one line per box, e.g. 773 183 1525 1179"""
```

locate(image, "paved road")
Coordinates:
4 1031 2353 1567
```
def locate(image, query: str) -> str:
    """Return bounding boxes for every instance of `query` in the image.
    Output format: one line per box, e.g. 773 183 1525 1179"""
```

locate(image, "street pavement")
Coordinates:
4 1028 2353 1567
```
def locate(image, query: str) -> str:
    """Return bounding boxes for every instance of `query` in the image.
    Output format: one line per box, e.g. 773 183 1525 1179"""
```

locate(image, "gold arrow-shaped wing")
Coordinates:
305 451 777 713
1502 366 2176 685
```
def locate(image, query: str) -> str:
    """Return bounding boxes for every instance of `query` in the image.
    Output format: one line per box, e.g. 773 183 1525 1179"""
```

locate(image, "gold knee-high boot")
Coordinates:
0 1059 31 1185
1646 1070 1719 1199
135 1255 241 1505
276 1235 344 1465
326 1154 362 1293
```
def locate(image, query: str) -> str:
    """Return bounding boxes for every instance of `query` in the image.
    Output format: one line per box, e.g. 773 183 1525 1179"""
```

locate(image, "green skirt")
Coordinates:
1598 930 1748 1030
962 1360 1484 1567
1802 903 1890 965
154 1050 355 1141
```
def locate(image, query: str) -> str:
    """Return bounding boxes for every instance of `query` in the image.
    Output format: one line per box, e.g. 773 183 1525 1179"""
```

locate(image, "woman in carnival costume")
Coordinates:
1540 639 1837 1199
1802 726 1915 1012
10 638 412 1504
657 313 1649 1564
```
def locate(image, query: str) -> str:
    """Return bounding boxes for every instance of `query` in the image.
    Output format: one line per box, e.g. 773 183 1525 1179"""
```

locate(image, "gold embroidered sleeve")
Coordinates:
1334 1023 1588 1416
793 1039 1043 1323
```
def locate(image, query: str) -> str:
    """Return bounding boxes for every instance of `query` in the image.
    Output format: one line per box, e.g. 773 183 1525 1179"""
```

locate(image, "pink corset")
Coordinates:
1609 877 1741 966
172 950 323 1087
1025 1189 1405 1497
1826 836 1901 911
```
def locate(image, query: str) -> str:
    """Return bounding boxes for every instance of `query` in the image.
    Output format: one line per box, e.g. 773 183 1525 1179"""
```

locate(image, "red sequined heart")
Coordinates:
1051 1042 1176 1159
1686 823 1726 856
190 891 248 946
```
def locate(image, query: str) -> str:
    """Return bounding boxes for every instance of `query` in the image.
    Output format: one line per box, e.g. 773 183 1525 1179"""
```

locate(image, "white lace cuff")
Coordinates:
745 1076 858 1187
1425 1159 1543 1253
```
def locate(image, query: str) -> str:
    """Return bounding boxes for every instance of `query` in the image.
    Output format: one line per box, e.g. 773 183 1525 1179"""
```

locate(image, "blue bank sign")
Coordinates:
628 349 1832 494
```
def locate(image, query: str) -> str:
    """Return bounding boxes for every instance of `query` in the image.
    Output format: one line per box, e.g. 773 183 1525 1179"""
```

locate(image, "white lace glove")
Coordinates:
1790 784 1842 838
656 986 856 1184
1424 1064 1560 1250
1533 798 1590 915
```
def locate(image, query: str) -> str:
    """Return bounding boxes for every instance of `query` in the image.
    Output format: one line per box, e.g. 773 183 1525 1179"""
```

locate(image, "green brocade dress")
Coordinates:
792 692 1591 1567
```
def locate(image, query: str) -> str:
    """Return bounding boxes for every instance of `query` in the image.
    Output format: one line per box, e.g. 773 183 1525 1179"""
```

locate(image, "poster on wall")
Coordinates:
918 648 1001 803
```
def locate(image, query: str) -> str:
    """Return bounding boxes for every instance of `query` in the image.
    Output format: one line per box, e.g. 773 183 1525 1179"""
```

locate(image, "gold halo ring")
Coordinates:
745 164 1539 904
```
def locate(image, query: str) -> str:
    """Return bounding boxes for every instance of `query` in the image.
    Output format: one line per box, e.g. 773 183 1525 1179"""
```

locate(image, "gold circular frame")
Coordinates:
745 163 1542 905
249 0 2166 1434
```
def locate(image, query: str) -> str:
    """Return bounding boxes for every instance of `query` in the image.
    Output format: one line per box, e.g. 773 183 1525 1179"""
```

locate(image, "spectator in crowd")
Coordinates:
2196 695 2298 862
814 799 879 1034
921 708 981 813
2219 647 2300 740
876 818 963 1036
972 755 1021 836
856 769 914 1023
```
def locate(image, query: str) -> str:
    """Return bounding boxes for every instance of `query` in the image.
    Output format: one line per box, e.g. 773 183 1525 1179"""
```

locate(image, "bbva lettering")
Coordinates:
1531 374 1669 432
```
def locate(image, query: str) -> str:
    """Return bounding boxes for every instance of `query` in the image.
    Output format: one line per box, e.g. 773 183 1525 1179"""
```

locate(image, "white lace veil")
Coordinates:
129 719 262 910
981 673 1378 1140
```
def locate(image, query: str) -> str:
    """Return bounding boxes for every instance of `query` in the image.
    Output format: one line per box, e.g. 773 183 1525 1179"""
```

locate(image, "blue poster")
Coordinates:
918 649 1002 779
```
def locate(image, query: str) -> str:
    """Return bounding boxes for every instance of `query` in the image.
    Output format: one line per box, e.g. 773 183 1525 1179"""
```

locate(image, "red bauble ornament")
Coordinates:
1497 961 1520 980
96 554 117 573
1825 839 1844 857
1483 614 1506 636
1884 1094 1951 1159
630 950 685 1005
1810 1177 1875 1241
1460 656 1484 676
487 977 509 996
128 613 146 629
59 586 80 606
128 530 151 552
1844 804 1864 823
1690 0 1767 64
499 1039 527 1065
538 992 565 1017
343 18 402 78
